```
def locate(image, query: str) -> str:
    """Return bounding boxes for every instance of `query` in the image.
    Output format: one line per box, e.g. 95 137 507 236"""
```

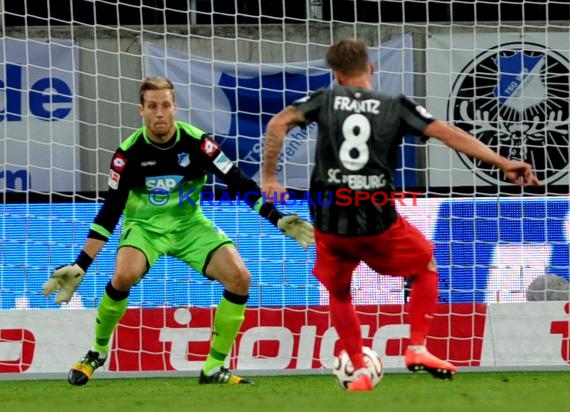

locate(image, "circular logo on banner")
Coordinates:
448 42 570 185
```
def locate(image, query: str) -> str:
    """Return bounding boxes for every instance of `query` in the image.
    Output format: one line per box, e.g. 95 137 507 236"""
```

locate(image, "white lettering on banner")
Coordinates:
244 125 313 176
238 327 294 370
158 308 211 371
276 124 317 177
371 324 410 368
242 142 260 163
296 325 317 369
319 326 375 369
319 326 342 369
4 303 570 373
237 325 372 370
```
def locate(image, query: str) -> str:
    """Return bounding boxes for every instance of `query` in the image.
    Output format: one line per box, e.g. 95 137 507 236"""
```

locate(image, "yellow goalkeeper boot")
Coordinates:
199 366 254 384
68 350 106 386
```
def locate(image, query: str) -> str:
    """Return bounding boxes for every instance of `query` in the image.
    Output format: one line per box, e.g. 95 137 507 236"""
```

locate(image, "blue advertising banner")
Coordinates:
143 35 415 189
1 197 568 310
0 39 79 192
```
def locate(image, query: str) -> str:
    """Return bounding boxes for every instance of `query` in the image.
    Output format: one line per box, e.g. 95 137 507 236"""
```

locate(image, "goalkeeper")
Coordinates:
43 76 314 386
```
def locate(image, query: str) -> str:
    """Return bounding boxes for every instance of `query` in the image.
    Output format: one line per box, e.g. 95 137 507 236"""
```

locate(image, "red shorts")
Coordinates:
313 215 433 295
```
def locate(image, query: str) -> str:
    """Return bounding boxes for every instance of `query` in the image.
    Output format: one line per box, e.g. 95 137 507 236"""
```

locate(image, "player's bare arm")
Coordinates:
262 105 306 200
424 120 540 186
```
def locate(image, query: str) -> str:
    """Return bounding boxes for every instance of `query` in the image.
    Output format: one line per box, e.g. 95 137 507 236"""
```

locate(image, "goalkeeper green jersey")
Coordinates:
88 120 264 240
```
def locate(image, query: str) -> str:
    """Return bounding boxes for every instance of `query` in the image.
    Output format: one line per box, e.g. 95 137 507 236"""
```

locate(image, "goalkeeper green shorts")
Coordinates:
118 214 233 274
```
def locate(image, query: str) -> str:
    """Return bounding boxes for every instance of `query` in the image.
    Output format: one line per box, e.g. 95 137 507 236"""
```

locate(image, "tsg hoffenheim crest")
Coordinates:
177 152 190 167
448 42 570 185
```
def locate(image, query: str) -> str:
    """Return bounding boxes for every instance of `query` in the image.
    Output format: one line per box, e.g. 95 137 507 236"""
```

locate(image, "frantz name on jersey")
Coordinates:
333 96 380 114
327 168 386 190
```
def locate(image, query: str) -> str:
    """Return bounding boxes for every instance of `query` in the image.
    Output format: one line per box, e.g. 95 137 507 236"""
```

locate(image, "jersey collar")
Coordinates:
142 123 180 147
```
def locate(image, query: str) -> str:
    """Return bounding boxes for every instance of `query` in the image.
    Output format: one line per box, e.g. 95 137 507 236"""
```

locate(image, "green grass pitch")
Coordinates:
1 371 569 412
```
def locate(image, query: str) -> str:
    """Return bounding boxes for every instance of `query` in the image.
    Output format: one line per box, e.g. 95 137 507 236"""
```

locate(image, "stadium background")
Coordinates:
1 0 570 374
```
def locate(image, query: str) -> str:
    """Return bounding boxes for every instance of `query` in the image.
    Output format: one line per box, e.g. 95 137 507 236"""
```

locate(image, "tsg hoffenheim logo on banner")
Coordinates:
448 42 570 185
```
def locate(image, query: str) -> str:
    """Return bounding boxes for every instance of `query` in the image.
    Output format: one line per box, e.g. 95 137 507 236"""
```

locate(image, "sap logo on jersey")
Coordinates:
0 63 73 122
145 175 183 191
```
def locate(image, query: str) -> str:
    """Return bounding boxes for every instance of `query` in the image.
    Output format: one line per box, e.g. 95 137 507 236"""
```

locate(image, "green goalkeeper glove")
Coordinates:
42 263 86 304
277 214 315 250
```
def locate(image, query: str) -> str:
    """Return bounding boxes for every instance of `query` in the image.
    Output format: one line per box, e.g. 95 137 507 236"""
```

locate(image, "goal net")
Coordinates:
1 0 569 376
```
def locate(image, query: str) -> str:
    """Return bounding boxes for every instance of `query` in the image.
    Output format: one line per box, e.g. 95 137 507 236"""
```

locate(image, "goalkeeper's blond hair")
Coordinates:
139 76 176 105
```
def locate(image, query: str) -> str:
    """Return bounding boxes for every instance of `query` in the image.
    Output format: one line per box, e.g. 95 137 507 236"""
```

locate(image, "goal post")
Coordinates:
1 1 570 377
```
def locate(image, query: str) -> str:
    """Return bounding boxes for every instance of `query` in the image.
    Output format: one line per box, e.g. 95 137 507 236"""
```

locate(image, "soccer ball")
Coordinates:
333 346 384 389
